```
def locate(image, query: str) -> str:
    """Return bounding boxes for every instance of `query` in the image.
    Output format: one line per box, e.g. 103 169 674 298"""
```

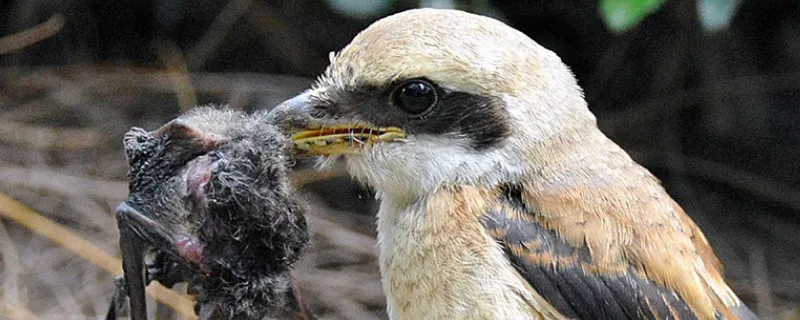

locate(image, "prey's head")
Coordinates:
269 8 597 199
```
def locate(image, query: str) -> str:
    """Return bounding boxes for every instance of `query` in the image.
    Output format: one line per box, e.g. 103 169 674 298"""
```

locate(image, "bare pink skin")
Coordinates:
178 154 221 274
186 155 218 209
176 235 204 264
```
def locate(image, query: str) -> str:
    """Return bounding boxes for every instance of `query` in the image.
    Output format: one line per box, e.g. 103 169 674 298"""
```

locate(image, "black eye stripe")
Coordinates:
330 78 510 150
423 91 510 150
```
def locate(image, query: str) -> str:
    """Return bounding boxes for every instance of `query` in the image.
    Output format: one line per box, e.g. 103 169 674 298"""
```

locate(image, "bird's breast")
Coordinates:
375 188 543 320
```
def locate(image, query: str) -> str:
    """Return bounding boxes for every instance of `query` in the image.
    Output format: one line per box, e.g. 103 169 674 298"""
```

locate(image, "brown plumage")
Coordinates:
268 8 756 320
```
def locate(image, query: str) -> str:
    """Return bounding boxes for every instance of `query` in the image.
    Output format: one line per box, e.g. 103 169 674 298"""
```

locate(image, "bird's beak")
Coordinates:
267 91 406 156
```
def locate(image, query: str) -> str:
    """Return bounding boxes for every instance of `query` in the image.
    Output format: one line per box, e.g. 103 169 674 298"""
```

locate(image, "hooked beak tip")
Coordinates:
266 90 316 130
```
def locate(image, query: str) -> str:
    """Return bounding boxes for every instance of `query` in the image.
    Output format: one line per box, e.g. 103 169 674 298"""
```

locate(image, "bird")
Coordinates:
110 107 314 320
267 8 758 320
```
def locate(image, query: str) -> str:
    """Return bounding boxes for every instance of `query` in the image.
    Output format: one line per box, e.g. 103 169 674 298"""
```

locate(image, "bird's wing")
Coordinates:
481 184 757 320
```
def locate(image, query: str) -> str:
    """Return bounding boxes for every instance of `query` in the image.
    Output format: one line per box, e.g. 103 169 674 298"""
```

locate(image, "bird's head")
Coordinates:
269 8 601 200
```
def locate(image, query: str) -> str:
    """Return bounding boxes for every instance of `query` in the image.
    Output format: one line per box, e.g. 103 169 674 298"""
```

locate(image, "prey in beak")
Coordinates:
110 118 219 320
108 107 313 320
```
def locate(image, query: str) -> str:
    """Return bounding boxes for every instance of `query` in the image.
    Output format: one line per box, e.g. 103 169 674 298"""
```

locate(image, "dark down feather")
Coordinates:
111 106 312 320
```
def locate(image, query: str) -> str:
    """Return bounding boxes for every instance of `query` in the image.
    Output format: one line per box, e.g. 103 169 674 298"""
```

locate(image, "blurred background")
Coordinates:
1 0 798 319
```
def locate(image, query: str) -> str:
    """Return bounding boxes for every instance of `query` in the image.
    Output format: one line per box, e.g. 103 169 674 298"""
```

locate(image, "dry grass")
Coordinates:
0 66 386 319
0 5 798 318
3 65 799 319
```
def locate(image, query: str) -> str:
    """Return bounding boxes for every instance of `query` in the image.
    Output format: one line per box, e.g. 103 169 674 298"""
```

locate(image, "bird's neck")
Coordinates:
375 186 541 319
524 126 643 192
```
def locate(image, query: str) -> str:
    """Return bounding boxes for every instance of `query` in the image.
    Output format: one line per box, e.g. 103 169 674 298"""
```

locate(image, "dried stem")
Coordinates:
0 193 197 319
0 14 64 55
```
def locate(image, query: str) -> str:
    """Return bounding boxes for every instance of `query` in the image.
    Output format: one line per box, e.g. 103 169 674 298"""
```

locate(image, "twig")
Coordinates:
291 168 346 189
156 41 198 112
0 14 64 55
5 67 311 97
599 73 800 134
0 193 197 319
0 165 127 200
749 211 800 247
1 301 39 320
0 121 104 150
748 242 775 319
584 34 634 104
0 220 25 317
300 196 378 258
185 0 255 69
306 213 378 258
291 158 348 189
304 281 379 320
298 269 383 306
629 150 800 213
33 265 83 316
245 3 317 71
64 195 119 238
80 267 113 317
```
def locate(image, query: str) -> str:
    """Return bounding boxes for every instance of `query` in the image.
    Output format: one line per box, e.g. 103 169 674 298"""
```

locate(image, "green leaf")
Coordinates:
698 0 742 32
599 0 667 33
326 0 392 19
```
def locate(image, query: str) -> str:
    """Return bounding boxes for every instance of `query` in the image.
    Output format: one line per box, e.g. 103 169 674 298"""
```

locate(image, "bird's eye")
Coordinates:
391 80 437 115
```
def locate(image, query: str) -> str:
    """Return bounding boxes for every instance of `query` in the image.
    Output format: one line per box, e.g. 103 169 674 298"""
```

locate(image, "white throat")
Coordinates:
342 133 525 202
